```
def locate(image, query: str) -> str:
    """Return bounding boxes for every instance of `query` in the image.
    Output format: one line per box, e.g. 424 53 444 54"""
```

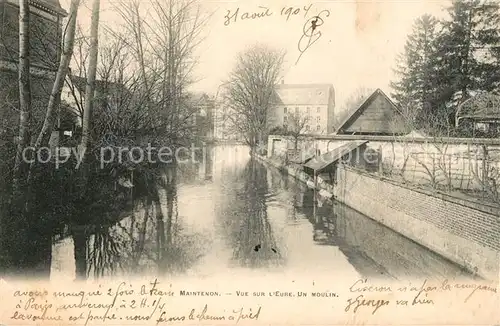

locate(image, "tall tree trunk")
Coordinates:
12 0 32 198
34 0 81 148
80 0 101 153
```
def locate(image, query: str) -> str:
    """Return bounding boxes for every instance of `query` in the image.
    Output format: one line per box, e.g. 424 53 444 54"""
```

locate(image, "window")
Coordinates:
284 116 288 123
316 117 320 123
316 125 321 131
284 107 287 114
317 107 321 113
305 125 310 132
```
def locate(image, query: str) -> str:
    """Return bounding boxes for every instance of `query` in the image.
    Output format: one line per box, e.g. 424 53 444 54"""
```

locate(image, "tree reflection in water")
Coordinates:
291 188 337 246
228 158 285 269
74 164 208 280
87 227 127 278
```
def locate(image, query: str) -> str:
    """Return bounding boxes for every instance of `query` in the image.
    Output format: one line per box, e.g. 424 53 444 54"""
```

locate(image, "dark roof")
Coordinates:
274 83 333 106
333 88 397 133
303 141 368 172
455 92 500 123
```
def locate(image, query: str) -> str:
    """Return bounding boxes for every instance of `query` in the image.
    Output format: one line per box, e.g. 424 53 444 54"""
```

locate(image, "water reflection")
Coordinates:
228 158 284 268
52 145 472 281
296 188 472 280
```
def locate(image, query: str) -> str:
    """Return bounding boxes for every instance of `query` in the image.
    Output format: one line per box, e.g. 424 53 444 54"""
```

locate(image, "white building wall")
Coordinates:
271 104 329 134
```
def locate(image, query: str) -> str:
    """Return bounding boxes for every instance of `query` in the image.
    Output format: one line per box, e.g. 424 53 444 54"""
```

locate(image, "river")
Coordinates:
51 145 472 282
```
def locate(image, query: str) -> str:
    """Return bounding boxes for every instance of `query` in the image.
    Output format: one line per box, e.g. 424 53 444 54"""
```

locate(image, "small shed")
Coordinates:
303 140 369 184
334 89 408 135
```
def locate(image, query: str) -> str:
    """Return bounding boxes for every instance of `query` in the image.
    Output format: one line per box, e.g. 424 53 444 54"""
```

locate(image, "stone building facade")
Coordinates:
0 0 67 222
0 0 67 135
267 83 336 135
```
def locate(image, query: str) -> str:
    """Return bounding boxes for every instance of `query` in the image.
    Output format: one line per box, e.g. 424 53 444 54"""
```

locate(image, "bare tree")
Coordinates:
33 0 81 148
223 44 285 149
339 87 373 112
286 111 310 152
113 0 208 146
12 0 32 197
79 0 100 154
385 96 500 203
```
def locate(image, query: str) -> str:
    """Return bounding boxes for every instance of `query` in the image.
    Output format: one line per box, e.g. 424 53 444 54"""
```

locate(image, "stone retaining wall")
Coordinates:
334 166 500 281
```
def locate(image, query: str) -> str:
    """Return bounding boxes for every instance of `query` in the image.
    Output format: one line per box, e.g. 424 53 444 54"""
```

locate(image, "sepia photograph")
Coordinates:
0 0 499 324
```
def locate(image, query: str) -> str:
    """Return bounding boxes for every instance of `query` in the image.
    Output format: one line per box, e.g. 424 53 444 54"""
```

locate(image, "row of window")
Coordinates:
284 116 321 123
284 107 321 114
283 123 322 132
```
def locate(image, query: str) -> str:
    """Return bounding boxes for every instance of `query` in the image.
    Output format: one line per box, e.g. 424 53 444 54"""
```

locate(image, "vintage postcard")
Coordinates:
0 0 499 324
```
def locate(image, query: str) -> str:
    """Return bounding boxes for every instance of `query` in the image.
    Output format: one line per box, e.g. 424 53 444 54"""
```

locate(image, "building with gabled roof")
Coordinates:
333 88 408 136
267 82 335 135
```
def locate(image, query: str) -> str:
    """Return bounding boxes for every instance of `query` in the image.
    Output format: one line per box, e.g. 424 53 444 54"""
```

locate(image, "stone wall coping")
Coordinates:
341 165 500 217
269 134 500 146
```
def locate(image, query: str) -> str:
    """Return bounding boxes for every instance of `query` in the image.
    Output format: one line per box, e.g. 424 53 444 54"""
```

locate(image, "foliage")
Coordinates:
391 14 440 128
391 1 500 136
0 0 208 278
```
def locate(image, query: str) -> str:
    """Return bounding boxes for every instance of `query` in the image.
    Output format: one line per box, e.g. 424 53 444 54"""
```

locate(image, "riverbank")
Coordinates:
253 154 335 200
254 153 499 282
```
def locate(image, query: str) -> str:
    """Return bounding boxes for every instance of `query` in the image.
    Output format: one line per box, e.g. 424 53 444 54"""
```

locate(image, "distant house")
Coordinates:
58 75 132 146
268 82 336 135
455 92 500 137
184 92 214 139
333 88 408 136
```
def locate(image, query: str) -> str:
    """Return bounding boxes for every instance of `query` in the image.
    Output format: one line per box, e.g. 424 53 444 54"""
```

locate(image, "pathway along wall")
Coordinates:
333 165 500 281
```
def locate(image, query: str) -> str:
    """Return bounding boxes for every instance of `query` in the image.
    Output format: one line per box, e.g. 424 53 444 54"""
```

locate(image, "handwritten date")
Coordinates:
224 4 313 26
224 6 273 26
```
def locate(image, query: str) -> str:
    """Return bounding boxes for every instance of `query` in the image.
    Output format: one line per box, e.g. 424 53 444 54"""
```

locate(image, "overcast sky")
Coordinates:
62 0 449 108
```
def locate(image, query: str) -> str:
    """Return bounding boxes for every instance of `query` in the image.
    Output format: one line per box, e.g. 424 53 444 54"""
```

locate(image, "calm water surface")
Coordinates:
51 145 471 281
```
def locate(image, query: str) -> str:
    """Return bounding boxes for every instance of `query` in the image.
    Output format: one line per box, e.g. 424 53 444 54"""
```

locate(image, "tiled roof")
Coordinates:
274 84 333 106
